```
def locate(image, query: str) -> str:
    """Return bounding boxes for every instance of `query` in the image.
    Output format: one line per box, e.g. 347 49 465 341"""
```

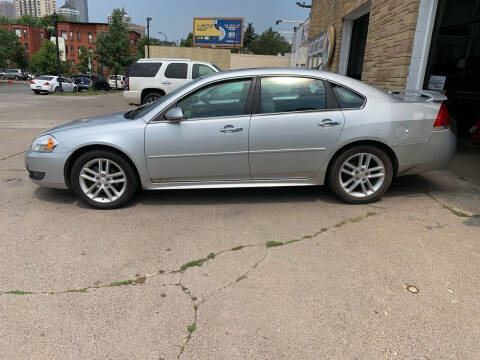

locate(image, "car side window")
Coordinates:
192 64 215 79
127 62 162 77
165 63 188 79
331 83 365 109
177 79 252 120
260 77 327 114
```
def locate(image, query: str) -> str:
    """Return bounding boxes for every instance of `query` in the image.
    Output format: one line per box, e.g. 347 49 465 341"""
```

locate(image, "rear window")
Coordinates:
165 63 188 79
331 83 365 109
127 62 162 77
37 76 54 80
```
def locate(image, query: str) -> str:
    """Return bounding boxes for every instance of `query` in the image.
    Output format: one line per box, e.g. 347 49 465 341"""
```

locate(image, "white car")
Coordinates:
108 75 126 89
30 76 78 94
123 58 221 105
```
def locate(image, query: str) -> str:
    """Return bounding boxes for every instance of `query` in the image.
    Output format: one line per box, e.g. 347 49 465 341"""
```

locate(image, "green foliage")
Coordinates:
180 32 193 47
94 8 135 80
0 28 29 68
136 36 160 58
243 23 258 51
0 14 64 32
29 40 68 75
249 27 291 55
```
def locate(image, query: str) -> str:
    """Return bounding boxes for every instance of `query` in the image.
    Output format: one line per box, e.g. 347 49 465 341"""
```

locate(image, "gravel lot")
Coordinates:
1 83 479 359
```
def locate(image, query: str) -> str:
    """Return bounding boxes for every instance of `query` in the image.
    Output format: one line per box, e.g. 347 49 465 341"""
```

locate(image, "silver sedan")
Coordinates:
25 68 456 209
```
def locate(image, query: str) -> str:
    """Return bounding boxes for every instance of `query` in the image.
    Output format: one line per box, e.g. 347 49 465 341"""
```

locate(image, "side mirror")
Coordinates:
165 107 184 121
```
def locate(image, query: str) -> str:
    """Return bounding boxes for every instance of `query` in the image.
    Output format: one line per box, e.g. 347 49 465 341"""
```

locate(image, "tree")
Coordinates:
249 27 291 55
180 32 193 47
243 23 258 52
29 40 68 75
0 28 29 69
94 8 135 87
136 36 160 59
76 45 90 73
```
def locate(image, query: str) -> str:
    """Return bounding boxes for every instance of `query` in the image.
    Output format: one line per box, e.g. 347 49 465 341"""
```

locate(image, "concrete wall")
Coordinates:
148 46 291 70
149 46 231 70
309 0 421 90
230 54 291 69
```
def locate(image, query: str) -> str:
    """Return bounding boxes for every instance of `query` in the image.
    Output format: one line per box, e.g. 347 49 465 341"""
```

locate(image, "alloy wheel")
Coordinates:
339 153 385 198
78 158 127 203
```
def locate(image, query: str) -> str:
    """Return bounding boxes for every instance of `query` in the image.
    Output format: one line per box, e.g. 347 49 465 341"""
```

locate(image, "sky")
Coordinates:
83 0 309 43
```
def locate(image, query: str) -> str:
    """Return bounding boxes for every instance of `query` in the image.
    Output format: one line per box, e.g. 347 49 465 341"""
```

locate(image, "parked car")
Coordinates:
30 76 78 94
108 75 126 89
123 58 221 105
74 77 92 92
72 74 110 91
5 69 29 81
25 68 456 209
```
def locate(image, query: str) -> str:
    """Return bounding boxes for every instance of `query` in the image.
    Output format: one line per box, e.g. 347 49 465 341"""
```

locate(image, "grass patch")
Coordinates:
179 252 216 272
66 288 87 293
187 323 197 334
236 274 247 282
53 89 122 96
108 280 134 287
266 240 285 248
191 296 197 302
5 290 33 295
231 246 244 251
444 206 470 217
194 305 198 311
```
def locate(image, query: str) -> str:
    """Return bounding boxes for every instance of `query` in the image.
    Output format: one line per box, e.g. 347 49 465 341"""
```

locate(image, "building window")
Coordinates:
23 29 28 40
14 28 21 38
89 47 93 53
71 60 75 69
65 45 68 56
70 31 73 41
40 32 44 40
24 43 29 53
88 33 92 43
70 45 75 56
130 39 133 45
77 32 81 42
61 30 67 40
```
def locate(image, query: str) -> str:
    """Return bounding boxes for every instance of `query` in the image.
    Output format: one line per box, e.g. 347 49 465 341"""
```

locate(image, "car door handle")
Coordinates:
162 81 171 85
318 119 341 127
220 125 243 133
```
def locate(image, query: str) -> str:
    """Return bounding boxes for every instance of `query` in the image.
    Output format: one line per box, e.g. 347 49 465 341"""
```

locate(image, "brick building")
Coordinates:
305 0 480 136
0 21 141 72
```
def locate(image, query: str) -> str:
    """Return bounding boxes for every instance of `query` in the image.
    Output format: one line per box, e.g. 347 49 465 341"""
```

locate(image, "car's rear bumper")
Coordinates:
25 151 68 189
394 129 457 176
30 85 52 92
123 90 141 105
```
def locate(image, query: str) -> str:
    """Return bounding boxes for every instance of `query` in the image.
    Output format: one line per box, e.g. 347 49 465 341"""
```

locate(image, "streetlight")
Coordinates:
52 11 63 92
146 17 152 58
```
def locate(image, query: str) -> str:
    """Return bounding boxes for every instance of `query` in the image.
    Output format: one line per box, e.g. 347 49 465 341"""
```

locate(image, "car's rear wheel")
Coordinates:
14 75 19 81
142 92 163 104
328 145 393 204
71 150 138 209
73 87 78 93
33 90 40 94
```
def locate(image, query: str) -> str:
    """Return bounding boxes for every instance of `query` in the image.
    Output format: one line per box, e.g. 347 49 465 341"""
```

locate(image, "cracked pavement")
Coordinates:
1 84 480 359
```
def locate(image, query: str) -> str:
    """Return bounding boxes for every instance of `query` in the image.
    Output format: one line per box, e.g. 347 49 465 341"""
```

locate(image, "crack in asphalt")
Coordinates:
0 150 26 162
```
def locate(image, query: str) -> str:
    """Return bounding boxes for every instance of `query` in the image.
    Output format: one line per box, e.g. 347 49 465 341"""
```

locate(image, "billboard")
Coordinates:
193 17 244 48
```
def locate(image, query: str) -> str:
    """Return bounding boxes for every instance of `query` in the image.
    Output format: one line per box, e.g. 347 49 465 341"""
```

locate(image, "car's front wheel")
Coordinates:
71 150 138 209
328 145 393 204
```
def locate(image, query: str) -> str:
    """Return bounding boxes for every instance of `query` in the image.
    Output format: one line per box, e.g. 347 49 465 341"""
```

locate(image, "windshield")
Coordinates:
127 77 205 120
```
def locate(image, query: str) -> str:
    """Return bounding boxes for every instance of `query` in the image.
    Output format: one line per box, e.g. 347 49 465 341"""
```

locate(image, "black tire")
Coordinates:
33 90 40 94
14 75 19 81
0 75 4 80
73 87 78 93
328 145 393 204
142 92 163 105
71 150 139 209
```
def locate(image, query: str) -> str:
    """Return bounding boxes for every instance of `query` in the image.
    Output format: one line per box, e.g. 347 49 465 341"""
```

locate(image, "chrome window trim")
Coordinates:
252 108 342 117
150 114 252 124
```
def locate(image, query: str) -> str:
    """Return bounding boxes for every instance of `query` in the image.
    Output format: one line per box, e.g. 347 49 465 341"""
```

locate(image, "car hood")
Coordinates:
42 111 130 135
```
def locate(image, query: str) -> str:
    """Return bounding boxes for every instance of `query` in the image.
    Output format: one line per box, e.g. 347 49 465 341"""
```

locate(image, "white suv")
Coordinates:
123 58 221 105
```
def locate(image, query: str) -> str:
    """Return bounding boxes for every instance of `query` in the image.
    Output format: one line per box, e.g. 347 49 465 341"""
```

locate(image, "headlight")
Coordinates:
30 135 58 152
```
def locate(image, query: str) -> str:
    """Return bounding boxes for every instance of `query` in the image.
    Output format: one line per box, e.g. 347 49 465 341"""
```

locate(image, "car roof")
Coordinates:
137 58 191 63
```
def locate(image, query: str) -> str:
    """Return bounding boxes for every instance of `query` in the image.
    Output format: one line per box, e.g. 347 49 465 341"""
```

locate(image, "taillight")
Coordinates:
433 103 450 129
120 81 124 84
30 80 34 84
45 82 50 86
125 77 129 91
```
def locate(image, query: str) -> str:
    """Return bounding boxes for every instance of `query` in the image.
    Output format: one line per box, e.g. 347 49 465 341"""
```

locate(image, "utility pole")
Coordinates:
52 12 63 92
146 17 152 58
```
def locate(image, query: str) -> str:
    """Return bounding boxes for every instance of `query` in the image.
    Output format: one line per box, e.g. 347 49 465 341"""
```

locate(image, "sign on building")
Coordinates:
193 17 244 48
307 26 335 70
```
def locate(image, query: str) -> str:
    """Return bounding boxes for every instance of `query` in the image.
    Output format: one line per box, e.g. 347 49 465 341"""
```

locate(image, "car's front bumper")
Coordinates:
25 151 69 189
123 90 141 105
394 129 457 176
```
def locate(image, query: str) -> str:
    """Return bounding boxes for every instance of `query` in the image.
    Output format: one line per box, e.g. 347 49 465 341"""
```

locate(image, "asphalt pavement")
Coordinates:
0 89 479 360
